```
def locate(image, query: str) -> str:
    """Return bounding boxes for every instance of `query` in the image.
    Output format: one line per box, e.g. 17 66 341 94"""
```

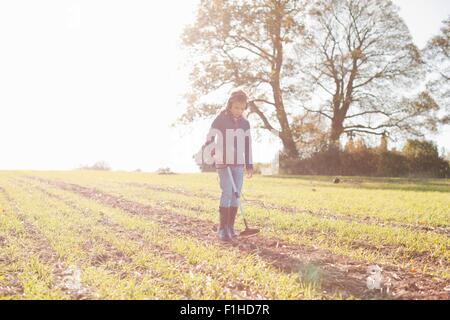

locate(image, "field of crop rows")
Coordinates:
0 171 449 299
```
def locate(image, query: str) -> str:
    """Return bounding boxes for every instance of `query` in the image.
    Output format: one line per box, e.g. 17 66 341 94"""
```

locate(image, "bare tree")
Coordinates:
177 0 440 161
178 0 307 159
296 0 440 143
423 16 450 124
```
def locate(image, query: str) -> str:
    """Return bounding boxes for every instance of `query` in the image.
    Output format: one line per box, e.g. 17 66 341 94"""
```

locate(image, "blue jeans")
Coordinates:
217 165 244 208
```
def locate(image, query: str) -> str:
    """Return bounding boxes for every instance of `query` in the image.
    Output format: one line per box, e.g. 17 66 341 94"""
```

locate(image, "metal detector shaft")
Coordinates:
226 166 249 230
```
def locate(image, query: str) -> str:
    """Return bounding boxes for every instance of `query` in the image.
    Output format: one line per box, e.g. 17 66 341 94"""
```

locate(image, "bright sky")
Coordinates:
0 0 449 172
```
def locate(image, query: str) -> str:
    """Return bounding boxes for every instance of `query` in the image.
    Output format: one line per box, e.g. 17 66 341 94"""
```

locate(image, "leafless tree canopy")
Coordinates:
178 0 443 159
424 16 450 124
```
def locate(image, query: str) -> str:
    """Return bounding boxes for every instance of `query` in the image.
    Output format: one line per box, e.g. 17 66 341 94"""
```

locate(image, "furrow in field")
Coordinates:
30 176 449 278
23 179 334 300
17 180 268 300
8 179 249 300
0 187 41 298
25 175 450 300
25 176 371 299
25 172 450 228
6 179 210 299
114 182 450 272
0 185 89 299
124 182 450 236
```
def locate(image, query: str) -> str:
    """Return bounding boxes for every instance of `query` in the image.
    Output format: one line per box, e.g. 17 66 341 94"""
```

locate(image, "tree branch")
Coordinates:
345 110 391 118
247 101 280 135
252 99 276 106
301 106 333 120
343 128 386 136
232 34 274 63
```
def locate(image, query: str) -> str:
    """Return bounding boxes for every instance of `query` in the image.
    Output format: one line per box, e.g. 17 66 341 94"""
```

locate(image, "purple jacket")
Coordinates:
202 110 253 170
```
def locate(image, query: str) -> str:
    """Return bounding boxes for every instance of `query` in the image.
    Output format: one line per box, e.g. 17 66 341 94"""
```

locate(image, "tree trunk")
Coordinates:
330 114 344 146
272 3 299 160
329 55 358 145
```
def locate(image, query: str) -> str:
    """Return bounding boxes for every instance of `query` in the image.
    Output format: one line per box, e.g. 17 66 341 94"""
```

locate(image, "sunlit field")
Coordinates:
0 171 448 300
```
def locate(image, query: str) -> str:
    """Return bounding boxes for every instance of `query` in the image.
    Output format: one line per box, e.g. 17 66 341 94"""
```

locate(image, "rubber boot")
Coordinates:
227 207 238 238
218 207 231 242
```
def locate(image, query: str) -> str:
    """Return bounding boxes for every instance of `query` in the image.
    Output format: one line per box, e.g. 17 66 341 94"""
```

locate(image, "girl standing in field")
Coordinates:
200 89 254 242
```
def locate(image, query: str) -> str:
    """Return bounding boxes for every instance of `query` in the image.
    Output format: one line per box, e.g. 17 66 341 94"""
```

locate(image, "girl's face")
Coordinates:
230 101 246 118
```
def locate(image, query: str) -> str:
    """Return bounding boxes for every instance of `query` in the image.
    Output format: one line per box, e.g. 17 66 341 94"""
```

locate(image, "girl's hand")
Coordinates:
246 168 253 179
